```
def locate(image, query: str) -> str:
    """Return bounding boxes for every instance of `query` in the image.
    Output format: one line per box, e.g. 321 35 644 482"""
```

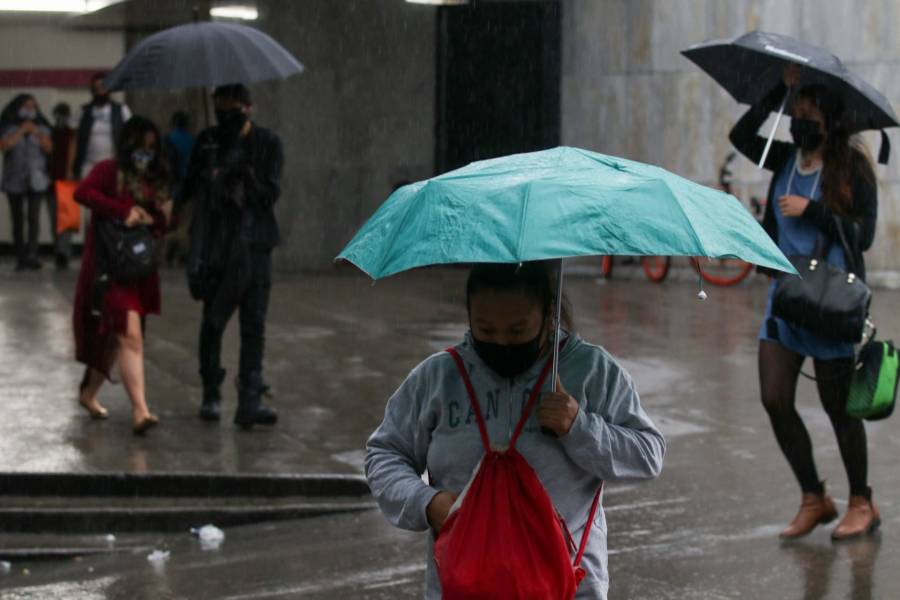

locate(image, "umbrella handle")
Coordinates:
541 259 565 439
758 93 788 169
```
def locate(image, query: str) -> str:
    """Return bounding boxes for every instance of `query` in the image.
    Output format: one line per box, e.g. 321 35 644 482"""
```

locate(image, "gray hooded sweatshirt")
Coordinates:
365 332 665 599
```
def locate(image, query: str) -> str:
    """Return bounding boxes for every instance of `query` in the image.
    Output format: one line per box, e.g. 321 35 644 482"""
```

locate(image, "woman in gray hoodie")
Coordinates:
365 261 665 599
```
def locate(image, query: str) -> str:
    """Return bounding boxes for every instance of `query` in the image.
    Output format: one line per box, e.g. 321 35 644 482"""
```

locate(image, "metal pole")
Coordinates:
550 259 564 392
758 93 788 169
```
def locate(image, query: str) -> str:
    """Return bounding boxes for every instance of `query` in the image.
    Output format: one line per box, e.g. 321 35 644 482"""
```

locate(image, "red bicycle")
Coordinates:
600 153 763 286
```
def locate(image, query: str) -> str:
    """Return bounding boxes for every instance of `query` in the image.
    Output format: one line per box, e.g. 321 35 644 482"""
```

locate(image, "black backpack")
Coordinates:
96 219 159 284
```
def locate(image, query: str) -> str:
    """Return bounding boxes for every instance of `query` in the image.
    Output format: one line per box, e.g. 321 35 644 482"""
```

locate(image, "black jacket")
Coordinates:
729 83 878 281
182 123 284 249
73 101 125 179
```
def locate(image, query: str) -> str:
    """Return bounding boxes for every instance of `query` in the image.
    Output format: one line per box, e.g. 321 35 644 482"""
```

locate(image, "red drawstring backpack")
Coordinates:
435 348 603 600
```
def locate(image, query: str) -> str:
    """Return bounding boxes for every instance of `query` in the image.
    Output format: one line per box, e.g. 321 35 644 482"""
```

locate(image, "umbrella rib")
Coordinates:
659 179 712 258
373 191 423 278
515 181 533 260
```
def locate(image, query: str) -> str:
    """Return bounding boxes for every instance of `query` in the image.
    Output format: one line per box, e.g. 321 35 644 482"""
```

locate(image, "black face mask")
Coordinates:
92 93 110 106
215 108 247 139
471 327 545 379
790 118 824 152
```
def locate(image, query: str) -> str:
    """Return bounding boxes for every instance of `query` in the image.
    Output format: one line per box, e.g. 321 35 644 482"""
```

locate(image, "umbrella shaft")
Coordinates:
758 94 788 169
551 260 564 392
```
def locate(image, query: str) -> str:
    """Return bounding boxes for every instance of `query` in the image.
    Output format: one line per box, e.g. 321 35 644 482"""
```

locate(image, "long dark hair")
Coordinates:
466 261 574 332
794 85 875 216
116 116 168 183
0 93 51 130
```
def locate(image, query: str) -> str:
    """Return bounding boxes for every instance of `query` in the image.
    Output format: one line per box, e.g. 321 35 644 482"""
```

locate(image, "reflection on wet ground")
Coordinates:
0 264 898 598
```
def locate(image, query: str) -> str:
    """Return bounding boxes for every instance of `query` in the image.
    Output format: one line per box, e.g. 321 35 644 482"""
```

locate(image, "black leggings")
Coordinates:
758 340 868 497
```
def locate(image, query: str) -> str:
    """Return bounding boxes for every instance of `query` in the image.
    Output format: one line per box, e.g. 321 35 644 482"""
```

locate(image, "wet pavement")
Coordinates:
1 261 899 598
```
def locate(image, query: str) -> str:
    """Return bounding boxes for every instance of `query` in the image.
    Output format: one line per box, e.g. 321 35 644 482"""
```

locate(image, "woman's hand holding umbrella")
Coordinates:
783 63 802 89
538 376 580 437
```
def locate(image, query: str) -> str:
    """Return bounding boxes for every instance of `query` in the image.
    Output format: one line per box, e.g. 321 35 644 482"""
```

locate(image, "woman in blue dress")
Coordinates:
730 65 879 540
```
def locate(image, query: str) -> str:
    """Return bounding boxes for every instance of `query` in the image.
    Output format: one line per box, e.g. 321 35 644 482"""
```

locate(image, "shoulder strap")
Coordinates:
574 482 604 568
832 215 860 275
446 348 491 453
446 341 564 452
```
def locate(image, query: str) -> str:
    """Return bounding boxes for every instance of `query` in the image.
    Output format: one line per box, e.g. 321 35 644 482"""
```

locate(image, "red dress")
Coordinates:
73 159 167 378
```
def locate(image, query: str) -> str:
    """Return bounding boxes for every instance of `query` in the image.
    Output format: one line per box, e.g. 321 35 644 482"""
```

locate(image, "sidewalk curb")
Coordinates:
0 472 375 534
0 502 377 534
0 471 371 498
0 545 154 561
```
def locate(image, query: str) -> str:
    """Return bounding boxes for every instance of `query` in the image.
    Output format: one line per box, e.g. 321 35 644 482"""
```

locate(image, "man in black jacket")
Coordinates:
182 84 283 428
72 72 130 180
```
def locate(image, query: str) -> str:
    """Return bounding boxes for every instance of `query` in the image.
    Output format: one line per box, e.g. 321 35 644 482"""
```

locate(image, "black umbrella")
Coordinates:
683 30 898 164
104 21 304 92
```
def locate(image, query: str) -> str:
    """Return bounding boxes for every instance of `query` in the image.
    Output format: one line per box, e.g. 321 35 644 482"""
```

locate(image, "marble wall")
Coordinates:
252 0 437 272
561 0 900 273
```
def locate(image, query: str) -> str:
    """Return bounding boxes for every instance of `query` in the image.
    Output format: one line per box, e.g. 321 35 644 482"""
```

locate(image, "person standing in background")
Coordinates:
164 110 194 198
1 94 53 271
71 72 132 180
49 102 77 270
66 74 131 270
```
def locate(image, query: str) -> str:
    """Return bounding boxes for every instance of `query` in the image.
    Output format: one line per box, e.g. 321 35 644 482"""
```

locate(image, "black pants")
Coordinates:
758 340 868 496
199 249 272 386
7 192 43 262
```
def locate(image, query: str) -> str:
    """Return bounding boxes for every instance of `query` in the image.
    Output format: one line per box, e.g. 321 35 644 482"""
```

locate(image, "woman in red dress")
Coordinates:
73 116 171 435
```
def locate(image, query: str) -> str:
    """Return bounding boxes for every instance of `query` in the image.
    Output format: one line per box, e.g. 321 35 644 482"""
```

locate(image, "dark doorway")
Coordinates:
435 1 561 173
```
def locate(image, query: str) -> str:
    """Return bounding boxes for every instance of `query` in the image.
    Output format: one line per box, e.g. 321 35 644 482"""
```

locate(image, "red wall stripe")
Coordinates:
0 69 109 89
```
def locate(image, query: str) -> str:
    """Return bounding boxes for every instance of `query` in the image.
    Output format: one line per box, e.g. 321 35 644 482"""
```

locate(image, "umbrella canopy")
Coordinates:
104 21 304 92
337 146 796 279
682 30 899 135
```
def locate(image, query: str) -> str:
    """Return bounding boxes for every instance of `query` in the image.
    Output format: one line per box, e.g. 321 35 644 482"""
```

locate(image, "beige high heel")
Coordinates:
132 414 159 436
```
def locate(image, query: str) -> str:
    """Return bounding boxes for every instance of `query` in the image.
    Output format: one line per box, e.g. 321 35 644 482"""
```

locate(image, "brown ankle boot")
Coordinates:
832 488 881 541
780 489 838 539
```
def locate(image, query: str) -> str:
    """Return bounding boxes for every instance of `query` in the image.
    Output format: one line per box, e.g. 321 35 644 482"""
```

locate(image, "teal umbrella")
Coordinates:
337 146 796 388
339 147 794 278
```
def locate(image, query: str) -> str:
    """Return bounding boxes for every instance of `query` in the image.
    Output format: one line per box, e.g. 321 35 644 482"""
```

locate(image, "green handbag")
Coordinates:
847 340 899 420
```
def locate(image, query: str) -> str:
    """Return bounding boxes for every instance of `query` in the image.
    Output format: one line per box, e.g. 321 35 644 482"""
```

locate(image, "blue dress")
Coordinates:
759 152 854 360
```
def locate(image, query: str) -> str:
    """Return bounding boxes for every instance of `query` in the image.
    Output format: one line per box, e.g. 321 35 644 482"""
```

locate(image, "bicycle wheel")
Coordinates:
691 257 753 287
641 256 671 283
600 256 614 279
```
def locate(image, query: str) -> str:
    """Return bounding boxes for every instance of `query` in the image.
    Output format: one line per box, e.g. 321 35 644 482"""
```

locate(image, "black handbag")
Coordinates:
96 219 160 284
772 216 871 344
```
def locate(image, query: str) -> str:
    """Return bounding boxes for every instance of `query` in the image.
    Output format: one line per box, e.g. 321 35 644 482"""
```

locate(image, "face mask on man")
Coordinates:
132 149 155 172
471 323 546 379
55 115 70 128
215 107 248 139
790 118 824 152
18 108 37 121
